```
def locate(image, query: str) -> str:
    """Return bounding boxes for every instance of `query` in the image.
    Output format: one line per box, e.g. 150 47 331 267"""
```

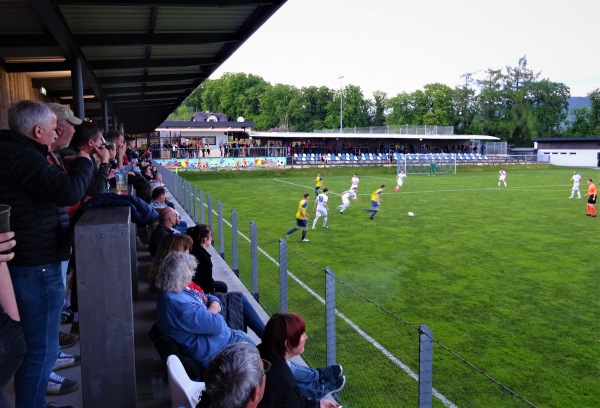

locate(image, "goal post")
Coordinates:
395 153 456 175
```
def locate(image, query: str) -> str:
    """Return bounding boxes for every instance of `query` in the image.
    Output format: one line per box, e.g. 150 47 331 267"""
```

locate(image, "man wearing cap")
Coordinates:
0 100 94 408
49 103 82 154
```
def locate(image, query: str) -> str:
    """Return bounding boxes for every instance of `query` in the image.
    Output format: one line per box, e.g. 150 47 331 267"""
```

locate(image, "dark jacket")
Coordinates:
0 129 94 266
257 343 318 408
190 245 216 293
148 224 174 256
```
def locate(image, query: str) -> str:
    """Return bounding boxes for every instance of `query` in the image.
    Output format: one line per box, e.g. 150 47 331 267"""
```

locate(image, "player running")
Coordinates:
312 188 329 229
351 173 359 191
367 185 385 220
338 187 358 214
395 170 407 192
285 193 311 242
314 173 323 195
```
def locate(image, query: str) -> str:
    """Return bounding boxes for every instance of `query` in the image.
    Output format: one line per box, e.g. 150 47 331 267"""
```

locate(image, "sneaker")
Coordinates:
284 234 289 241
53 352 81 371
59 331 79 348
311 228 315 231
319 364 343 381
301 238 310 242
325 375 346 395
60 307 73 325
323 226 328 229
47 372 78 395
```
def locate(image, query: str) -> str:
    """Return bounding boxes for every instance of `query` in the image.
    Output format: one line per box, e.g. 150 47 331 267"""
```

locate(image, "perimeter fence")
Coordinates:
159 163 537 408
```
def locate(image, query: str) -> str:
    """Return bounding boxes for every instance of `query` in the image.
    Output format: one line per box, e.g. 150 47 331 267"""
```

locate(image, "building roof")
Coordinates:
0 0 286 134
533 137 600 143
249 131 501 141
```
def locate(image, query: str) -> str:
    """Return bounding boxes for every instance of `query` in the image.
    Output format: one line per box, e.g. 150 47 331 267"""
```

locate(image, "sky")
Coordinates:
210 0 599 98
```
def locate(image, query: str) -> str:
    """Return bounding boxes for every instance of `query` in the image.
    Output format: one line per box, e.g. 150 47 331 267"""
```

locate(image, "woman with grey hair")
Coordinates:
155 252 255 369
155 252 341 400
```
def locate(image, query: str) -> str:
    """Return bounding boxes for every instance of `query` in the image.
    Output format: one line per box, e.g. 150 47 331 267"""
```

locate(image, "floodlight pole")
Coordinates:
338 76 344 133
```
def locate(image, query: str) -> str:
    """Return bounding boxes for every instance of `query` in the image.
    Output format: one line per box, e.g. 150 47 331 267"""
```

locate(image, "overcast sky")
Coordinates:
210 0 599 98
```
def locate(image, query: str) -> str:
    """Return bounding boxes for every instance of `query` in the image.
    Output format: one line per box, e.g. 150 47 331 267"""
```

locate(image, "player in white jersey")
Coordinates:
395 171 407 192
498 169 507 187
351 173 359 191
338 187 358 213
312 188 329 229
569 170 582 198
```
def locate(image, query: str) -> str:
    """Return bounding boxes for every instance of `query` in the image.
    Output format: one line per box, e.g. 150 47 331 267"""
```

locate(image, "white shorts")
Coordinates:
397 181 403 187
341 197 350 206
316 208 328 217
499 176 506 181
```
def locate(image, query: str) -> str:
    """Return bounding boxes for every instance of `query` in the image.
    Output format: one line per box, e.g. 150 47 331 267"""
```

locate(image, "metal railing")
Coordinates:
158 163 537 408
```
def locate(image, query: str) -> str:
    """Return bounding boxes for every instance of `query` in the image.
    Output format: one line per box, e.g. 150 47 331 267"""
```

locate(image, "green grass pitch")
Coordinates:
180 164 599 407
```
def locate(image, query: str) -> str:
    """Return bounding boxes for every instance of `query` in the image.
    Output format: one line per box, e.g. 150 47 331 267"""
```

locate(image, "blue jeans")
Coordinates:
10 263 64 408
288 360 325 399
230 329 256 346
242 296 265 338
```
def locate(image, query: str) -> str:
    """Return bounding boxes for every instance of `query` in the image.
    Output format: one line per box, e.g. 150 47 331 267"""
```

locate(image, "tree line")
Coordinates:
171 56 600 146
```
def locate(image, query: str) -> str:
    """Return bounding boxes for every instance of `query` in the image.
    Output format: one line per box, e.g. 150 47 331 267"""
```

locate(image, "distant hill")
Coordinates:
564 97 591 127
568 96 591 111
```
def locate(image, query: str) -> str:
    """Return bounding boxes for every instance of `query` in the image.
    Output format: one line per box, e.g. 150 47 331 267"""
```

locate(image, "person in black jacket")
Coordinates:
188 224 228 294
258 313 344 408
0 100 94 408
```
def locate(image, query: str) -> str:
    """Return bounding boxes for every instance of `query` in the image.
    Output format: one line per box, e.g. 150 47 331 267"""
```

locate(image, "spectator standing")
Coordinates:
0 100 94 408
0 232 26 408
569 170 582 198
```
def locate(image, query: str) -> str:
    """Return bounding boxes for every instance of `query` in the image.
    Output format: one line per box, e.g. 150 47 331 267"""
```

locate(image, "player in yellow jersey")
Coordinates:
367 185 385 219
314 173 322 195
285 193 311 241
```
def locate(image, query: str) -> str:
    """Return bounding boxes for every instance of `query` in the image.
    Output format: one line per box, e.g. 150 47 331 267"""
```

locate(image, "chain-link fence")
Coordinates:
158 164 537 408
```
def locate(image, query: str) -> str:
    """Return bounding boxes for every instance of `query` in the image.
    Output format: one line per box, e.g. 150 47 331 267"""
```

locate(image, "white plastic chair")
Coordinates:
167 355 206 408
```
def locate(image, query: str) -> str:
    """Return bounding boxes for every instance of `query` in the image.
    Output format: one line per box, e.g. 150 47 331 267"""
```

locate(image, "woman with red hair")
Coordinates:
258 312 345 407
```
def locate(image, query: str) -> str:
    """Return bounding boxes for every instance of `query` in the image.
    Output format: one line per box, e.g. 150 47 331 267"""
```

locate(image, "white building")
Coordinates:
534 137 600 168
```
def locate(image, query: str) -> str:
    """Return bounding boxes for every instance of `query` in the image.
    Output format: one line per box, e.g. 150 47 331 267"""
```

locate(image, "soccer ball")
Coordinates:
394 186 399 192
408 211 414 217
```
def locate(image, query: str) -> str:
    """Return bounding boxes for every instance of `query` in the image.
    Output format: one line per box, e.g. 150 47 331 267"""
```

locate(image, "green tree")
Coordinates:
254 83 301 130
453 73 478 134
371 90 387 126
588 88 600 133
565 107 593 136
527 79 570 136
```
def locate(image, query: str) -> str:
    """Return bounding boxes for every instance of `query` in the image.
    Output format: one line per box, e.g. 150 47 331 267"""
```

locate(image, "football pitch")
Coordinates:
180 164 599 407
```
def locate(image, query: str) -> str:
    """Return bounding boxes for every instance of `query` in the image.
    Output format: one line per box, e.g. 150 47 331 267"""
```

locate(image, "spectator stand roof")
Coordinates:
0 0 286 134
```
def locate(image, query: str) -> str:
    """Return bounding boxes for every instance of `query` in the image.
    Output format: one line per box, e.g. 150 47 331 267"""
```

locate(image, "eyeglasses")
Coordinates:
261 359 272 375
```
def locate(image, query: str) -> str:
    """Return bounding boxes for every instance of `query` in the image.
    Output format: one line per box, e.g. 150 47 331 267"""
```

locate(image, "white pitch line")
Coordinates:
194 195 457 408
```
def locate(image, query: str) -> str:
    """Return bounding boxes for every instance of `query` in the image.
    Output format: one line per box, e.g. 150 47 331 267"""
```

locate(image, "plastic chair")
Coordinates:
167 355 206 408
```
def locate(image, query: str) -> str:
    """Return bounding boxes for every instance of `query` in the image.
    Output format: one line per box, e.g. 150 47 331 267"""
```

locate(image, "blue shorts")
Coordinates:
371 200 380 208
296 219 307 227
